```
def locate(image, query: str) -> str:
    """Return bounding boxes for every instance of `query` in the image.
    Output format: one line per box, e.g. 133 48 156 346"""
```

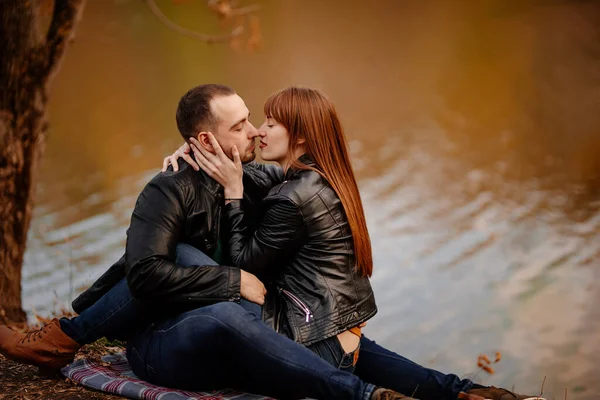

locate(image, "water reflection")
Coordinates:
23 0 600 399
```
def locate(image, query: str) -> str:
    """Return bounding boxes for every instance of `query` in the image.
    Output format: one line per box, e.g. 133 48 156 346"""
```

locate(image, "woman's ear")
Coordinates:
197 132 215 152
297 138 306 145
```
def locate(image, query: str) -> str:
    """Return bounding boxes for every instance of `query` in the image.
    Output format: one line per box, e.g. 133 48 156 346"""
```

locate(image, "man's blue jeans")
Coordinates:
60 244 474 400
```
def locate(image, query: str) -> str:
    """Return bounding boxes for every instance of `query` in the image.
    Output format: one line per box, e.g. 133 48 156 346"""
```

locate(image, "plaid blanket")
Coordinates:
61 352 273 400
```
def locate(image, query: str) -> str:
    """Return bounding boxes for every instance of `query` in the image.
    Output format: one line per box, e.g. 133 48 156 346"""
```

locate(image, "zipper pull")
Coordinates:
305 312 313 323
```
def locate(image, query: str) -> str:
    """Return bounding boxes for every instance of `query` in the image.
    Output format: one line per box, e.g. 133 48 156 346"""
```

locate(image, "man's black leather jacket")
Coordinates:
224 155 378 346
72 160 282 315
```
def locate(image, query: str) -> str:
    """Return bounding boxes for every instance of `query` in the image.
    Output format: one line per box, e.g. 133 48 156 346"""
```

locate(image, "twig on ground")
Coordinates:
539 375 546 399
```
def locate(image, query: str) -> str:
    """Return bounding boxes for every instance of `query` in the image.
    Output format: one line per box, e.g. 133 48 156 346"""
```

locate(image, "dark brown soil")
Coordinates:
0 353 124 400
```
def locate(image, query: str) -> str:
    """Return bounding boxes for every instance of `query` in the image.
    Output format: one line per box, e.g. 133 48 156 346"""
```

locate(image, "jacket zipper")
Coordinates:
215 202 221 245
280 288 313 323
274 305 282 333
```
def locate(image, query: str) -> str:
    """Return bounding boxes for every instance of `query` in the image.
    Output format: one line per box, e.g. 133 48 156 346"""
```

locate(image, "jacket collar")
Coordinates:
196 169 222 196
284 153 316 180
188 153 222 196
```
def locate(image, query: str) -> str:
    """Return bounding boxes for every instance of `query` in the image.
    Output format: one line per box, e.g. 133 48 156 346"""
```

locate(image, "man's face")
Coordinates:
210 94 257 163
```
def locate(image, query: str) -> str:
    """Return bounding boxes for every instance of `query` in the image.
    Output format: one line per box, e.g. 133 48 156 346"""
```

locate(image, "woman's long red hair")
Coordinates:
264 87 373 277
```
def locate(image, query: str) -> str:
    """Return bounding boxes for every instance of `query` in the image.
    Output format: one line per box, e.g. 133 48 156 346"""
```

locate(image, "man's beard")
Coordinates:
226 145 255 163
242 151 256 163
240 143 256 163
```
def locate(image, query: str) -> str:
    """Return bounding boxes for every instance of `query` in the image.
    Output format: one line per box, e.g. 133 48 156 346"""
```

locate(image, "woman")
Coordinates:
190 86 377 370
167 87 544 400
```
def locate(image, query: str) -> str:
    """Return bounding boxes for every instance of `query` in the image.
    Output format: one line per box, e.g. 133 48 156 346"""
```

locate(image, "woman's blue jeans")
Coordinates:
60 244 474 400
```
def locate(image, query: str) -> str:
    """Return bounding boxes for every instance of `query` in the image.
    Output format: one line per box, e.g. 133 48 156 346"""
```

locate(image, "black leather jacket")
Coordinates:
72 160 282 315
225 155 377 346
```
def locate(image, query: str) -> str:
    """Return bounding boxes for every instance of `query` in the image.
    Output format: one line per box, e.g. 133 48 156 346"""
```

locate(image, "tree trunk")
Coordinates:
0 0 85 324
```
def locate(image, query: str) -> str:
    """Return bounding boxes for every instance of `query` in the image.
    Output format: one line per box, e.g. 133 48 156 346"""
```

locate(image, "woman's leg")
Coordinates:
128 302 376 400
355 335 474 400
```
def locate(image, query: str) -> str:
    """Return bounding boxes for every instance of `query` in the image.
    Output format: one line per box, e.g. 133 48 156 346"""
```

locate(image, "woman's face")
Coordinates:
257 117 290 165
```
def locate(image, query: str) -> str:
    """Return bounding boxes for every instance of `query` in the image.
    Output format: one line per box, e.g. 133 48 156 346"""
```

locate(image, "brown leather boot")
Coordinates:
371 387 419 399
465 386 547 400
0 318 80 372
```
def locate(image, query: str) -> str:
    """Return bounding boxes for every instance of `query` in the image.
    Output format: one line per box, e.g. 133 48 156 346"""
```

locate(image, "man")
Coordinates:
0 84 543 400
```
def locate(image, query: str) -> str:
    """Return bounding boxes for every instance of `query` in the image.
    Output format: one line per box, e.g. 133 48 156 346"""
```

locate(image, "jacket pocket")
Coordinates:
280 288 313 323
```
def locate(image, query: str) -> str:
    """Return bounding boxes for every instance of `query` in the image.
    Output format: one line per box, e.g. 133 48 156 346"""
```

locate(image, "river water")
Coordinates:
22 1 600 398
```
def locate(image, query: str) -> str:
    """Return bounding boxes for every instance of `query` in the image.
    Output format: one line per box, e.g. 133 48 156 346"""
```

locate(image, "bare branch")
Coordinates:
539 376 546 398
145 0 243 44
45 0 87 89
230 4 262 17
207 0 261 18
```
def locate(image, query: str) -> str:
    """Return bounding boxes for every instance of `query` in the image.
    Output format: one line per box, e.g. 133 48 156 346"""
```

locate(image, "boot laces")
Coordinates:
21 324 52 344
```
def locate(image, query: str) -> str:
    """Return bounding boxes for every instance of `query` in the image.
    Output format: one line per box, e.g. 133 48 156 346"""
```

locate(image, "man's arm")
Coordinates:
125 174 241 305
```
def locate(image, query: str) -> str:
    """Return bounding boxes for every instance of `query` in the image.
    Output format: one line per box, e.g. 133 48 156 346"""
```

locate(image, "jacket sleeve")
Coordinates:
242 162 284 203
125 174 241 305
224 197 306 276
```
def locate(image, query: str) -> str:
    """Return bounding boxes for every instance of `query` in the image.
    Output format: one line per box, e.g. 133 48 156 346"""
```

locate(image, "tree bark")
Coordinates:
0 0 85 324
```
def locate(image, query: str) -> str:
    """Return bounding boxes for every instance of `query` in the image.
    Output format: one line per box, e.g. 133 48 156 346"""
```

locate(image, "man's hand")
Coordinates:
240 270 267 305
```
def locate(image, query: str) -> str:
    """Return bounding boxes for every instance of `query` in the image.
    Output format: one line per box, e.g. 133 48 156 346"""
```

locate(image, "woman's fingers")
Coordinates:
190 136 218 162
162 157 170 172
190 142 209 166
180 142 191 154
187 135 241 191
170 155 180 172
193 151 214 177
162 155 180 172
162 142 193 172
232 145 242 168
191 143 221 178
181 151 199 171
207 132 226 158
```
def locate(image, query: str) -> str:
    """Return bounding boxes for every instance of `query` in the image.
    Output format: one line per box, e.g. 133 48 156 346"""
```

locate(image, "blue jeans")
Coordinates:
356 337 475 399
61 244 474 399
127 302 374 400
174 244 475 399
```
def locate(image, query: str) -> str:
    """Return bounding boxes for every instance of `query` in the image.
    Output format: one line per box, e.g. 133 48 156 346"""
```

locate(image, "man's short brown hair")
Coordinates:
175 84 236 141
